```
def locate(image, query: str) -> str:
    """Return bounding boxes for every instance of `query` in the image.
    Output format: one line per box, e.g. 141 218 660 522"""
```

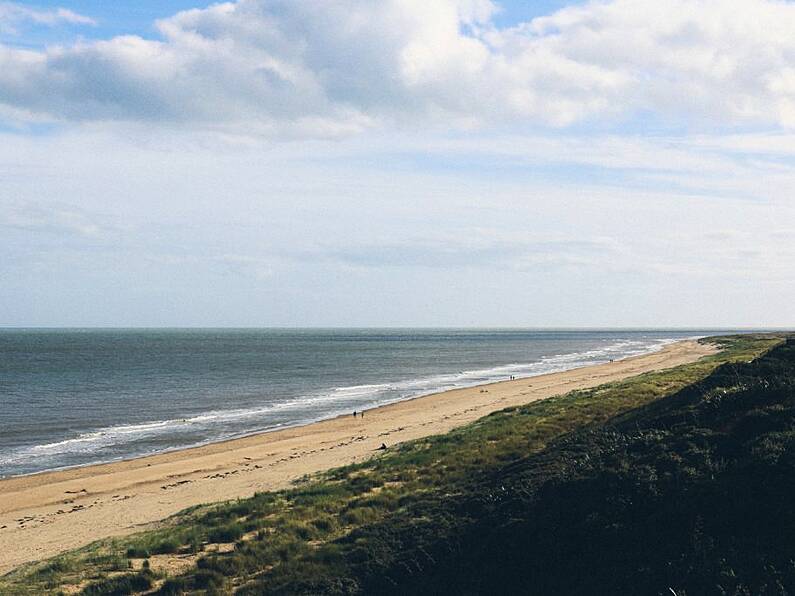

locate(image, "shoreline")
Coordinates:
0 339 716 575
1 338 685 483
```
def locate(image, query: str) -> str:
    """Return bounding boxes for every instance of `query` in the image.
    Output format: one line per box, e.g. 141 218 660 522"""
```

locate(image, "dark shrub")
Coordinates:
207 522 244 543
193 569 226 590
125 547 149 559
197 555 245 577
156 577 188 595
81 571 152 595
152 537 181 554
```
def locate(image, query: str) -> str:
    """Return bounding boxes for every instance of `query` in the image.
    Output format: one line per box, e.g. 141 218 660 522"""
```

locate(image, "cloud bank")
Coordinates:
2 1 794 327
2 0 795 135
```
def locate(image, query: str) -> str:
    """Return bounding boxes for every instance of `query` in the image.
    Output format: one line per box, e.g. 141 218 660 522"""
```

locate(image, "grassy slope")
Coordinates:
345 336 795 596
0 334 783 595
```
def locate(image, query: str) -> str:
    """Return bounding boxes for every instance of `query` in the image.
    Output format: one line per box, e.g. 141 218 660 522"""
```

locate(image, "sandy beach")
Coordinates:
0 339 716 575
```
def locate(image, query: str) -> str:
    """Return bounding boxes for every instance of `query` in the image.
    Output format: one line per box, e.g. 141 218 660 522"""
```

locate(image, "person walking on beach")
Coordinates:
353 410 357 418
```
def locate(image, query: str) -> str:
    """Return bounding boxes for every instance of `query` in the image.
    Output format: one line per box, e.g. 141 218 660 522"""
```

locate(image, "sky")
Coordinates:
0 0 793 328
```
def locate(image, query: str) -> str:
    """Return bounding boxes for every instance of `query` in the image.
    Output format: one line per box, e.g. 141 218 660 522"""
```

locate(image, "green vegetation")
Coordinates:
80 570 153 595
0 334 784 595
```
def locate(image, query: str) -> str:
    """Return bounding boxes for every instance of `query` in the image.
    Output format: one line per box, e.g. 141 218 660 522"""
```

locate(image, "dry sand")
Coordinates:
0 339 716 575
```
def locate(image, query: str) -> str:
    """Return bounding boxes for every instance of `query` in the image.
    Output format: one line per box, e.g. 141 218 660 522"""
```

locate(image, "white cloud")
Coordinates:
2 0 795 136
0 2 95 32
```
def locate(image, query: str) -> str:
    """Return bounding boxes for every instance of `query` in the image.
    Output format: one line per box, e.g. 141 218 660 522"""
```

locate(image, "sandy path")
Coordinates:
0 339 715 574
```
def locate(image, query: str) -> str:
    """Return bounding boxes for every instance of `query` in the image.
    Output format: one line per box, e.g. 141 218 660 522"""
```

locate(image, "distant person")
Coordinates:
353 411 357 418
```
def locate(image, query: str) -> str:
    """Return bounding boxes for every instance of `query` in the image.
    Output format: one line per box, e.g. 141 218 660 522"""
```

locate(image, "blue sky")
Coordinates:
1 0 794 327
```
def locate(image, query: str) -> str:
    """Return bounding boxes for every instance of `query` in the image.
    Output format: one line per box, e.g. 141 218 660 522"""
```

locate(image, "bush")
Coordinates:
193 569 226 590
207 522 244 543
280 520 319 541
125 547 150 559
156 577 188 595
341 507 379 525
197 555 245 577
81 571 152 595
311 516 338 534
152 537 181 554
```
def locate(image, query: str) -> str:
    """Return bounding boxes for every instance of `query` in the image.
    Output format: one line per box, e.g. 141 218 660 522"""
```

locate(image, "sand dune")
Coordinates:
0 339 715 574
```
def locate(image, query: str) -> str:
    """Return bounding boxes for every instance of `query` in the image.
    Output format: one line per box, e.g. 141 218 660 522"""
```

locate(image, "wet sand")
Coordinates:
0 339 716 574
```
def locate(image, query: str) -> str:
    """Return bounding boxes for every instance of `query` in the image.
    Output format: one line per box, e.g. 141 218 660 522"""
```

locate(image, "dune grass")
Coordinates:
0 334 782 595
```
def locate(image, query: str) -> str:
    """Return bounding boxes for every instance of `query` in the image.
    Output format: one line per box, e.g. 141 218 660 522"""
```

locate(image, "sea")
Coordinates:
0 328 746 478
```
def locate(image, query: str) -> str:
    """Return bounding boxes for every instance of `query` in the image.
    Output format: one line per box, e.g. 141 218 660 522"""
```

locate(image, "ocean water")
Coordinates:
0 328 734 478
